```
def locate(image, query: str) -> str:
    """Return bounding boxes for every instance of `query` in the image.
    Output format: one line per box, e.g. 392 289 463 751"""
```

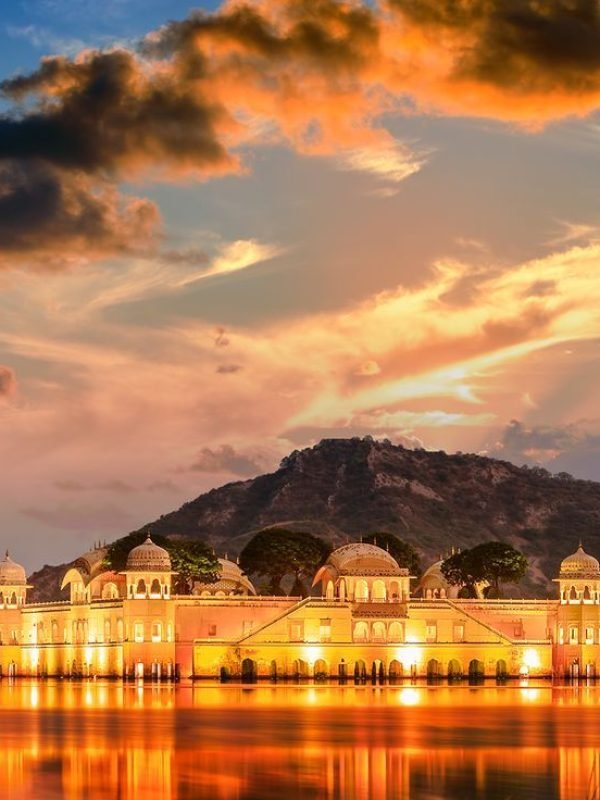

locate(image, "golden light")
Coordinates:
302 645 322 664
398 646 421 669
398 687 420 706
523 649 541 669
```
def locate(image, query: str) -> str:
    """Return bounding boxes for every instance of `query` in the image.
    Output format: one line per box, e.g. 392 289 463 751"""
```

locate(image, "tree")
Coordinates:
362 533 421 577
440 550 479 598
239 527 331 596
441 542 528 598
470 541 528 597
103 532 220 594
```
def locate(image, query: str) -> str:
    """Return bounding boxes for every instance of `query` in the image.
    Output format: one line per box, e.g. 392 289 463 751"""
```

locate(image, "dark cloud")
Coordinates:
187 444 264 477
0 161 159 266
0 49 233 175
494 419 600 480
4 0 600 265
216 364 243 374
0 365 16 397
390 0 600 92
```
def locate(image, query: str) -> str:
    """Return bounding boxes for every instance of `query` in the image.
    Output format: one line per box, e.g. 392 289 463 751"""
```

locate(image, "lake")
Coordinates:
0 680 599 799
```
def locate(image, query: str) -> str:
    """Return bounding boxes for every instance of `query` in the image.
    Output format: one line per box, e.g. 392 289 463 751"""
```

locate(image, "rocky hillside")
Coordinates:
29 437 600 599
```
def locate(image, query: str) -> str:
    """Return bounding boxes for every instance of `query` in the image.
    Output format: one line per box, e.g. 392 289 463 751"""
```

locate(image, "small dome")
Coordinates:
560 543 600 578
326 543 403 576
126 534 172 572
195 557 256 595
0 551 26 586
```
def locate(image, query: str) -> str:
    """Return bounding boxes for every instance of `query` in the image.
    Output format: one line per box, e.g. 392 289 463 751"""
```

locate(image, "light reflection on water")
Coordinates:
1 681 600 799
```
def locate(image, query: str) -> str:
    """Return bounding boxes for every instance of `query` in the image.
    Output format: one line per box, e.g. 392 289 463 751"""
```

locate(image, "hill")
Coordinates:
28 437 600 599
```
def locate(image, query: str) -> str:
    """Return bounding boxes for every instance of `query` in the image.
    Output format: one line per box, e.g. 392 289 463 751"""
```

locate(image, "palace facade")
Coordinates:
1 535 599 680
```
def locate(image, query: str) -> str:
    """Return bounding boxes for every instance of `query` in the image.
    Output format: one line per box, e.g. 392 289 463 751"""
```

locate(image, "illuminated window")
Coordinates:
453 624 465 643
134 622 144 643
558 626 564 645
388 621 403 642
319 618 331 642
586 627 594 644
426 622 437 643
569 626 579 644
289 621 304 642
166 623 173 642
151 622 162 642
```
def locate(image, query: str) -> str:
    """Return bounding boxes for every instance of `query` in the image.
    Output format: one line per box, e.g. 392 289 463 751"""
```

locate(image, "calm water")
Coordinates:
1 681 600 799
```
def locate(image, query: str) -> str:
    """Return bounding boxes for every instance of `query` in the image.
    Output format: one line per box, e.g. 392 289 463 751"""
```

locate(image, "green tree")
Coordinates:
470 541 528 597
239 527 331 596
362 533 421 577
103 532 220 594
440 550 480 598
441 542 528 598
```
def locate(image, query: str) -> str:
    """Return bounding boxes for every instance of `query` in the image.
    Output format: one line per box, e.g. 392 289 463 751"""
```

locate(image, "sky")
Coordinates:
1 0 600 570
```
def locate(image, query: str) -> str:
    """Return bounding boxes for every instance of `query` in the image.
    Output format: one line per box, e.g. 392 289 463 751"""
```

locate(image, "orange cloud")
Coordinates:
3 0 600 267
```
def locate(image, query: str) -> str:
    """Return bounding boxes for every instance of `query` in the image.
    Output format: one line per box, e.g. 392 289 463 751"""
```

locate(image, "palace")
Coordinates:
1 535 599 680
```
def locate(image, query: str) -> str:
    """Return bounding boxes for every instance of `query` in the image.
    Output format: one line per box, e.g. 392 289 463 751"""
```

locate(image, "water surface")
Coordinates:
1 680 599 799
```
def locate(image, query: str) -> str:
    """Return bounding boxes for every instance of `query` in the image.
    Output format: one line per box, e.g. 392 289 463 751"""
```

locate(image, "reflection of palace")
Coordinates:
1 537 600 679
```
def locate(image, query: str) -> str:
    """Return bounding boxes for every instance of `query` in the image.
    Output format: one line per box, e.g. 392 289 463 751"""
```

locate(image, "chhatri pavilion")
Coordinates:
0 536 598 680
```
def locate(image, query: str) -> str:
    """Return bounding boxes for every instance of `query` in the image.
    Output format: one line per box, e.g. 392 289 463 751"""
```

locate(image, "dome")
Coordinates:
560 543 600 578
0 551 26 586
195 557 256 596
325 543 403 576
126 534 172 572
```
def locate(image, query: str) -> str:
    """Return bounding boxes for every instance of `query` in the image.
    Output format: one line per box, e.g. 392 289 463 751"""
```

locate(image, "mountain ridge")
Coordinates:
28 437 600 601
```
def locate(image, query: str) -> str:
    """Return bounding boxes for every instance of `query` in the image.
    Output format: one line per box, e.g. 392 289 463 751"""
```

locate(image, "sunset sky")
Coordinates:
1 0 600 568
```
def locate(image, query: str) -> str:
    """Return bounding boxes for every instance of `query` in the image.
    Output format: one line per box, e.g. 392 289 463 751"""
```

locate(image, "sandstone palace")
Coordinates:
0 536 598 681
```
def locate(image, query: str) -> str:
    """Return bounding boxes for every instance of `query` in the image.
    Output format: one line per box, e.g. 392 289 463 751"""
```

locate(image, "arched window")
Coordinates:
325 581 334 600
150 578 161 597
584 586 592 601
353 621 369 642
388 621 403 642
117 618 124 641
569 586 578 601
372 621 386 642
355 580 369 602
104 619 111 642
338 579 346 602
136 579 147 597
102 582 119 600
372 580 387 602
51 620 59 643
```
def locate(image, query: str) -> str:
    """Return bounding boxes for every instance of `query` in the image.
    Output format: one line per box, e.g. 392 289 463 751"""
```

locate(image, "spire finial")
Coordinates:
578 540 584 550
145 532 152 543
4 549 8 559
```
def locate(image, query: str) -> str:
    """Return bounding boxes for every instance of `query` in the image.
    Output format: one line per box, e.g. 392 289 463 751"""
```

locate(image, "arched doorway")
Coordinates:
326 581 334 600
496 659 508 680
469 659 485 681
388 660 403 682
270 660 278 681
241 658 256 683
354 659 367 681
353 621 369 642
448 659 462 680
427 659 441 680
219 666 230 682
293 659 308 679
314 659 328 680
